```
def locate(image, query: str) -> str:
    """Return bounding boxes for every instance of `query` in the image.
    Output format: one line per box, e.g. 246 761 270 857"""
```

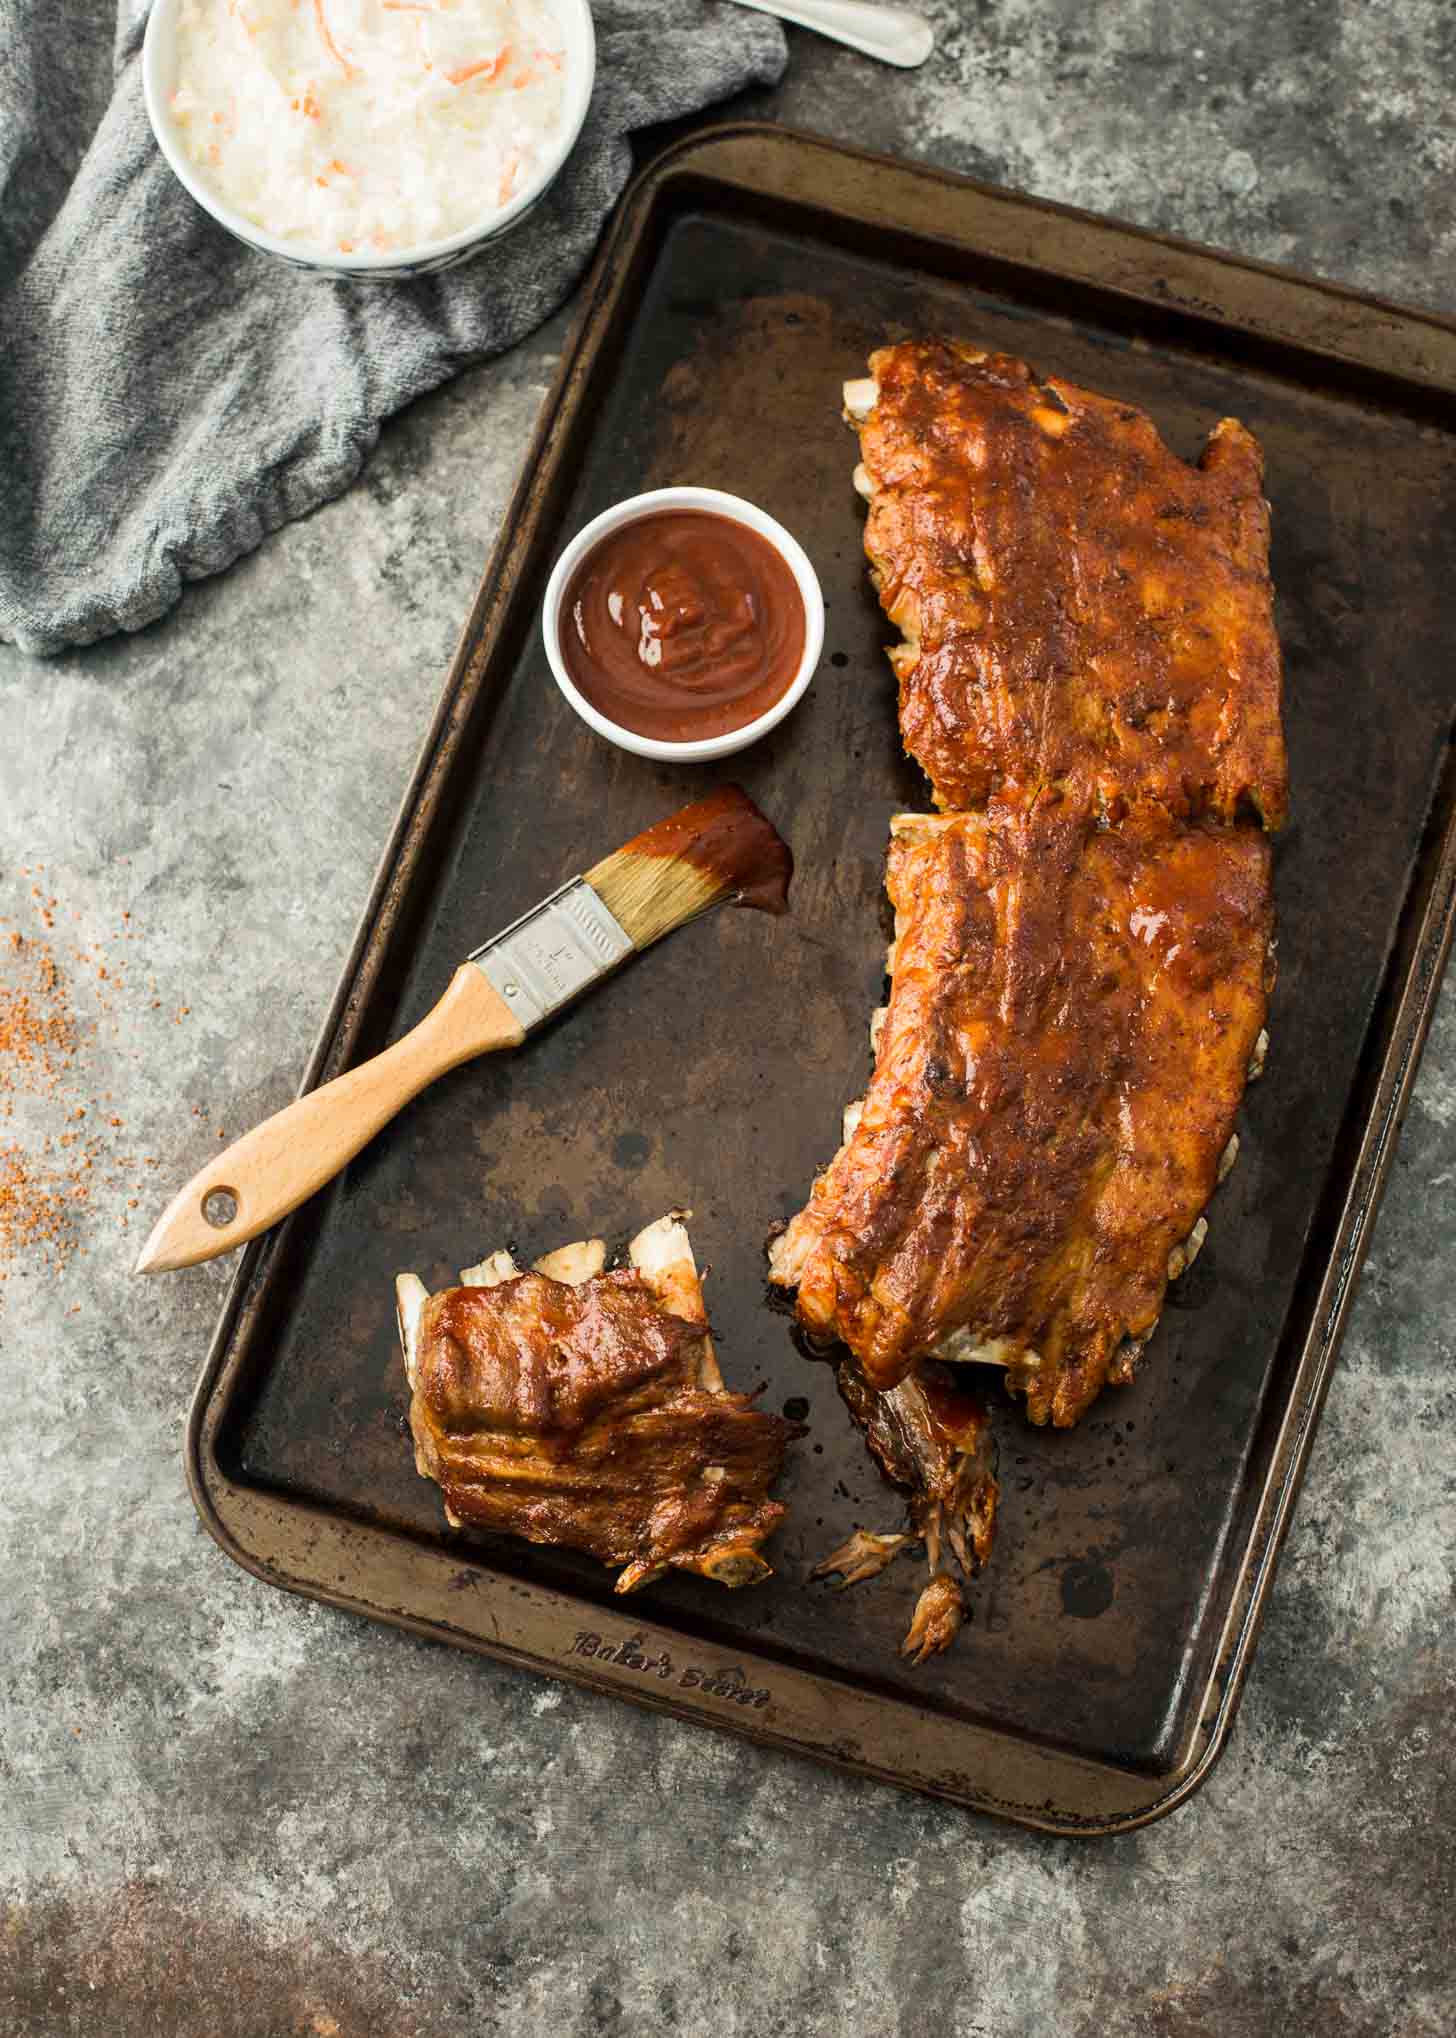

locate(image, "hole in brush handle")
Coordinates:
202 1186 240 1229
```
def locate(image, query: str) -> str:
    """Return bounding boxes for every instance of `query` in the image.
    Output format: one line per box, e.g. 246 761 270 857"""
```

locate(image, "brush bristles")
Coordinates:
582 786 791 950
585 848 728 951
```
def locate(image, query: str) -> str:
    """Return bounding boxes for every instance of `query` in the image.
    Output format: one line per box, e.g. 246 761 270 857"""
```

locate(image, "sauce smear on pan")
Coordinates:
561 510 806 742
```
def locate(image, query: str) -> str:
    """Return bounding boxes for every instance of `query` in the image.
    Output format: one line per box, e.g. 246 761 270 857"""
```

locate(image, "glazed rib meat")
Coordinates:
398 1214 799 1591
847 340 1287 827
815 1358 998 1663
773 341 1285 1657
771 797 1275 1425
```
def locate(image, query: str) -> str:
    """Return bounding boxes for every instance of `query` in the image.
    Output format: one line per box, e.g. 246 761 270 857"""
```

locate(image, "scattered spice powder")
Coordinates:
0 872 178 1301
0 930 76 1092
0 1144 83 1274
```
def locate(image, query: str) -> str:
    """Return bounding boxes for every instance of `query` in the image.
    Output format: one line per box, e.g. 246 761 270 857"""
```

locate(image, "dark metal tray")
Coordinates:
187 125 1456 1834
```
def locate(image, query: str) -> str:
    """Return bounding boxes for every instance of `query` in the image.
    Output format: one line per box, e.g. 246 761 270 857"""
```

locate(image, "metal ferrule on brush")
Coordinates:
469 879 635 1032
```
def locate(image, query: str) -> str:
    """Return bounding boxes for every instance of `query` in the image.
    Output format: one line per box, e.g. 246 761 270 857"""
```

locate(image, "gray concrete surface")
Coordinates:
4 4 1454 2033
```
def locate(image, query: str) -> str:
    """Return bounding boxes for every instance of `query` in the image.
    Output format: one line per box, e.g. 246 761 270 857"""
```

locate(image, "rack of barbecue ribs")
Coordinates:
843 339 1287 828
771 799 1275 1421
770 339 1286 1659
398 1213 800 1592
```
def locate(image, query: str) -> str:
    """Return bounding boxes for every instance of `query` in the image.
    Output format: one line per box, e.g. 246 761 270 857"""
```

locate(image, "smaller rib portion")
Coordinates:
400 1214 800 1591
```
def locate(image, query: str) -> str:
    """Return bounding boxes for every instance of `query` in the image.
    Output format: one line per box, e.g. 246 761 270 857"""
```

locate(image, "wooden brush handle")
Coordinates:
135 965 524 1274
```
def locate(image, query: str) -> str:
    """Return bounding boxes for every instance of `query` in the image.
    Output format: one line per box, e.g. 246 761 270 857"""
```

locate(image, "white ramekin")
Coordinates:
542 488 826 764
141 0 596 280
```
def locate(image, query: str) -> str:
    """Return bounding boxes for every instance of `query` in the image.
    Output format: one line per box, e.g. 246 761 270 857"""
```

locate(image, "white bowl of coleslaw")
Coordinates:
143 0 595 279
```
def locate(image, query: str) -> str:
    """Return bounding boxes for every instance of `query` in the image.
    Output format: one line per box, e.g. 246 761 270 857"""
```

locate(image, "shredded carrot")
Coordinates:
535 46 564 71
446 47 509 86
338 239 356 252
327 157 355 175
512 69 537 90
497 147 521 205
313 0 356 77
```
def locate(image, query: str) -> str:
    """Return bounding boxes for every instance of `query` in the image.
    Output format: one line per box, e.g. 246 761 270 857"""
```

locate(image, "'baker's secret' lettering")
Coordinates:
569 1631 772 1709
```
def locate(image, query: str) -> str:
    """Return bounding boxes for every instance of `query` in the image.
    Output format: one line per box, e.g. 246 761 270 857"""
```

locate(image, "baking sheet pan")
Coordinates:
187 126 1456 1833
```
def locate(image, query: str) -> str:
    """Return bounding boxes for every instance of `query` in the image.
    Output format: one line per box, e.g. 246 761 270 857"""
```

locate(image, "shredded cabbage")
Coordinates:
170 0 569 254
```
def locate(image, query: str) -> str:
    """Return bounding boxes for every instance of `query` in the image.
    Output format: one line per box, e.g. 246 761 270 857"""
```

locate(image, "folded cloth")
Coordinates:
0 1 786 656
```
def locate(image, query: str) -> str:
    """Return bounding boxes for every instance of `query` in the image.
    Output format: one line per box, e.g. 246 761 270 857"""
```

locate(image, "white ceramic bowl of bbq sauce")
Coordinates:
542 488 826 764
142 0 595 280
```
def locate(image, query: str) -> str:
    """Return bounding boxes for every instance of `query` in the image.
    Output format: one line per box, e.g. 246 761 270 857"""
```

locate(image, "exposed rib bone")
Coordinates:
628 1210 724 1392
842 376 880 422
1167 1216 1209 1281
813 1528 914 1587
890 811 962 842
900 1506 965 1663
932 1326 1020 1370
533 1238 606 1284
901 1572 965 1663
394 1273 429 1391
459 1249 519 1288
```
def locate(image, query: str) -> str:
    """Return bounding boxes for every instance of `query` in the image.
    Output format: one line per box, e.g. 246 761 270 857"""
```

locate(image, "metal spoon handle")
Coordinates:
732 0 934 69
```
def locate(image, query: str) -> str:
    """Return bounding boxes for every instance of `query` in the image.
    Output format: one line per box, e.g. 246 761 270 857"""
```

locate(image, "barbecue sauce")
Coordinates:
617 785 793 916
560 510 806 742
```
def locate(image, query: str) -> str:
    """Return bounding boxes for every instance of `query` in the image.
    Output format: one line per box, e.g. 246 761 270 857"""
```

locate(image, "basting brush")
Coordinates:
135 786 792 1275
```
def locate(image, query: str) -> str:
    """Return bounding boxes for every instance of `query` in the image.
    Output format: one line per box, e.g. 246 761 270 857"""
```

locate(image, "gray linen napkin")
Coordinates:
0 1 786 655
